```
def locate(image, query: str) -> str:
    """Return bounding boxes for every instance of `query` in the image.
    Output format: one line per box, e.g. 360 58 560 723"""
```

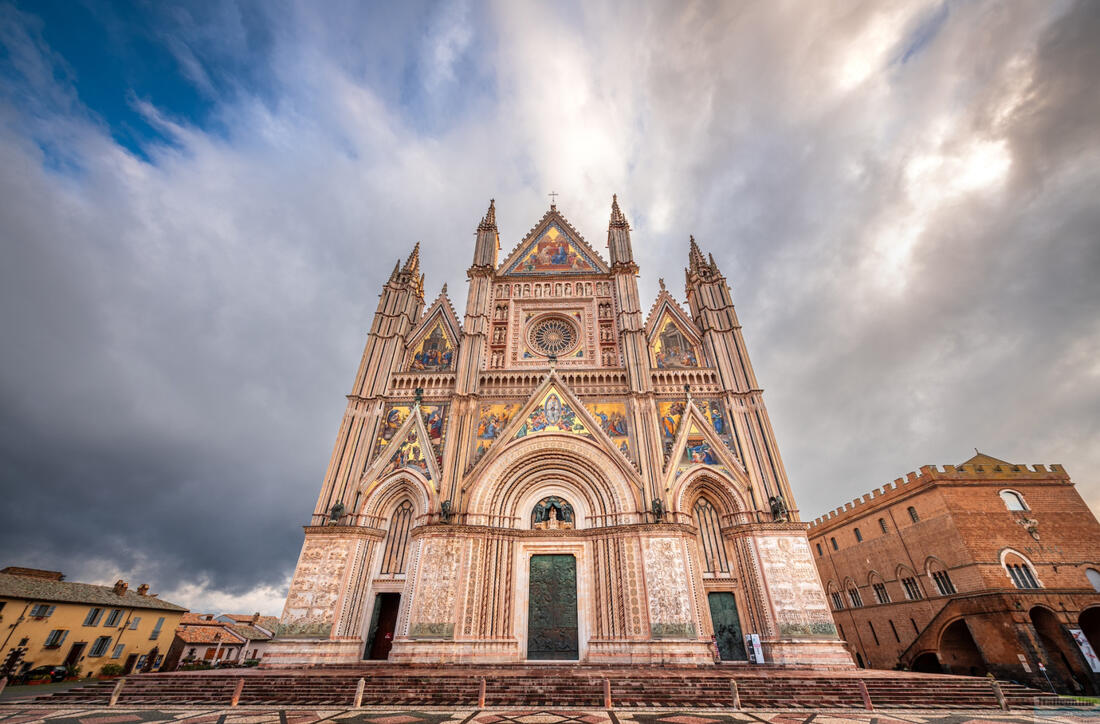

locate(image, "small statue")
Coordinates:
328 501 346 524
651 497 664 522
769 495 788 522
561 501 574 523
414 387 424 405
440 499 454 523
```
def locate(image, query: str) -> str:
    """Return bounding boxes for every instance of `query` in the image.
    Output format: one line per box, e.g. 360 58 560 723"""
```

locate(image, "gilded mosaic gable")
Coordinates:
652 315 699 369
408 320 455 372
378 430 432 480
515 389 590 438
503 222 600 276
375 404 412 456
675 422 734 479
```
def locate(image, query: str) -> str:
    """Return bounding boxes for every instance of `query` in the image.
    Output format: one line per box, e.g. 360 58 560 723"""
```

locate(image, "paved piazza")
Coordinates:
1 707 1098 724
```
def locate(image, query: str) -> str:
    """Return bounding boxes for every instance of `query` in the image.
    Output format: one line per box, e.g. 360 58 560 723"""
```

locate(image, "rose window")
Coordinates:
529 316 579 357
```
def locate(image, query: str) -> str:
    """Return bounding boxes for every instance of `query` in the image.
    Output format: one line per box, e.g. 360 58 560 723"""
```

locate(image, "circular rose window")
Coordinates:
528 316 579 357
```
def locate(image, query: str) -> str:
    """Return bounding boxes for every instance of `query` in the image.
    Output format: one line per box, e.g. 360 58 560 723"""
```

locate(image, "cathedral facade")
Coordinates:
268 198 852 667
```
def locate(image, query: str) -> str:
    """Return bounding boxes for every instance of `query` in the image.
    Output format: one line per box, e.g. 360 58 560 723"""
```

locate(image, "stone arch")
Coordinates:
1000 547 1042 588
924 556 956 595
1030 605 1091 693
1078 606 1100 670
671 468 750 519
466 433 640 526
937 618 987 676
359 471 433 521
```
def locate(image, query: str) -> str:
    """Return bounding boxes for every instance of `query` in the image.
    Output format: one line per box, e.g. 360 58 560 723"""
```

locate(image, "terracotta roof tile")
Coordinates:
0 574 187 612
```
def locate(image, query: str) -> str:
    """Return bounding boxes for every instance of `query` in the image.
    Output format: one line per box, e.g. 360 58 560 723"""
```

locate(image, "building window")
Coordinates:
854 528 863 543
931 570 956 595
907 506 919 523
1007 563 1040 589
111 644 125 659
30 604 55 618
104 609 123 627
889 619 900 642
129 616 142 629
830 591 845 610
848 587 863 608
83 608 104 626
88 636 113 657
150 617 165 640
879 518 888 533
831 537 838 551
999 490 1028 511
901 576 923 600
380 499 415 574
1086 569 1100 592
137 655 147 670
43 630 68 648
873 582 890 604
693 497 730 573
816 543 823 556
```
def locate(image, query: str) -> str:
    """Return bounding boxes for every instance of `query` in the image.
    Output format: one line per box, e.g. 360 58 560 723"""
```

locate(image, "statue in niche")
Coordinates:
328 501 346 524
651 497 664 522
440 499 454 523
769 494 789 522
532 496 575 530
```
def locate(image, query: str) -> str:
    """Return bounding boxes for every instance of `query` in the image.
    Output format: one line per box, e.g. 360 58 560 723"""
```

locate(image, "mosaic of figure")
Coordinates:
585 402 632 459
422 404 447 461
409 322 454 371
375 405 411 453
510 224 596 274
516 391 589 438
653 317 698 368
471 402 520 465
380 432 431 480
659 401 685 440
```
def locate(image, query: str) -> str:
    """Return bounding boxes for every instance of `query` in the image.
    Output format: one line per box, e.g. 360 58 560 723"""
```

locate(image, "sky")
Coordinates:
0 0 1097 616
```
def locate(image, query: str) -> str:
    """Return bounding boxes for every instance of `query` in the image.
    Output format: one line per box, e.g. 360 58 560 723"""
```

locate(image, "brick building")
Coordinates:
807 453 1100 693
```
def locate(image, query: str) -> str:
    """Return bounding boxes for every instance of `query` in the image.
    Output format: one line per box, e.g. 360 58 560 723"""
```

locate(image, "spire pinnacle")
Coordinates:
659 278 666 291
478 198 497 231
441 282 448 296
403 242 421 273
610 194 628 228
688 235 707 272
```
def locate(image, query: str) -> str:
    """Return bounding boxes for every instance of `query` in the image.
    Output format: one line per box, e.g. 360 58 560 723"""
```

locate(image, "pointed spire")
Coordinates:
610 194 628 228
478 198 497 231
607 194 635 266
403 242 421 274
390 259 401 281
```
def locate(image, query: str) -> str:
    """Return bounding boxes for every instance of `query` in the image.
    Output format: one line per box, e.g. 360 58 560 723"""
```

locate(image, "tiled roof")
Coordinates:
181 613 223 625
0 574 187 612
174 624 247 645
228 623 274 641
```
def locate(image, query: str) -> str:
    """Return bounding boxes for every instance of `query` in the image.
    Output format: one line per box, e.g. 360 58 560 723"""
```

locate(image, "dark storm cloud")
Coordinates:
0 0 1097 612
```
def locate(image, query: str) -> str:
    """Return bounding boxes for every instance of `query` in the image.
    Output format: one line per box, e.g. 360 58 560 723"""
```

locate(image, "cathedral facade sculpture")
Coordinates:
267 197 852 668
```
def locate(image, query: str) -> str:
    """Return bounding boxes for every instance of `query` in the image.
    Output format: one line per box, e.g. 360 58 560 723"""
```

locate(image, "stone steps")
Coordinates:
17 667 1049 710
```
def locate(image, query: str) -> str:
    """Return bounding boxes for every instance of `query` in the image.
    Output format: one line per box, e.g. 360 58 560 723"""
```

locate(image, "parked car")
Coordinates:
16 665 68 683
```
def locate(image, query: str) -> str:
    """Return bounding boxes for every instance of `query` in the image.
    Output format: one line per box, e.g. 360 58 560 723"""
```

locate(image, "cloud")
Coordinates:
0 0 1097 614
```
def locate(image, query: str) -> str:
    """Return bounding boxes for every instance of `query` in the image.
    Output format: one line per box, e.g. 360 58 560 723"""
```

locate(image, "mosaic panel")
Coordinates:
504 222 600 275
408 320 455 371
652 316 699 369
584 401 632 460
515 389 590 438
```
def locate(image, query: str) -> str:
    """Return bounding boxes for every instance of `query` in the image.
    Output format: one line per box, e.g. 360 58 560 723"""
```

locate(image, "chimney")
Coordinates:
251 612 260 625
113 580 128 596
137 584 150 596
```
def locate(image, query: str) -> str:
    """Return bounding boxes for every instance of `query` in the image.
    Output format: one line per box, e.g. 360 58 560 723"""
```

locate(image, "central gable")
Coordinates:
499 208 610 276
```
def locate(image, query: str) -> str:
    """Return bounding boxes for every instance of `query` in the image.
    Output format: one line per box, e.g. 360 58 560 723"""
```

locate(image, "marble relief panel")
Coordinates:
408 536 463 639
642 537 697 639
277 537 354 638
754 534 837 638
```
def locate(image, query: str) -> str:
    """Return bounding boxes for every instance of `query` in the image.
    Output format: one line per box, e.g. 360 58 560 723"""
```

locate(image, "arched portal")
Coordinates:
911 652 943 673
1030 606 1091 693
1079 607 1100 669
938 619 987 676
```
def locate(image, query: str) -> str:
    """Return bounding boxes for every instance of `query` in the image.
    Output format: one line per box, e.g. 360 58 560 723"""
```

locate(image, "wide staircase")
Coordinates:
13 666 1047 710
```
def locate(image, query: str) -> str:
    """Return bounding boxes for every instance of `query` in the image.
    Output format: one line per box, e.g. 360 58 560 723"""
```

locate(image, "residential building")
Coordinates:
808 453 1100 693
0 567 186 677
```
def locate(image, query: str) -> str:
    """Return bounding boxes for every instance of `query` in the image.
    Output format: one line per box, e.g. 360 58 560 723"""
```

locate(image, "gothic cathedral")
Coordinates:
268 198 852 667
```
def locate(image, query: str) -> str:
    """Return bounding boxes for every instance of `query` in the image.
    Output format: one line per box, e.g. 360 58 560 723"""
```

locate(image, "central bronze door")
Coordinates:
527 554 579 660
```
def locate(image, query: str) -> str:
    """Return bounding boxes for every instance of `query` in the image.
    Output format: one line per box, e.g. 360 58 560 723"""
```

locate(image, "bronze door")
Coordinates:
707 591 747 660
527 554 579 660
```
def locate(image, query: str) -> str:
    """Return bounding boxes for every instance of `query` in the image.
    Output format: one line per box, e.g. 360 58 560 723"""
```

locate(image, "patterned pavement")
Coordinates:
0 708 1098 724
